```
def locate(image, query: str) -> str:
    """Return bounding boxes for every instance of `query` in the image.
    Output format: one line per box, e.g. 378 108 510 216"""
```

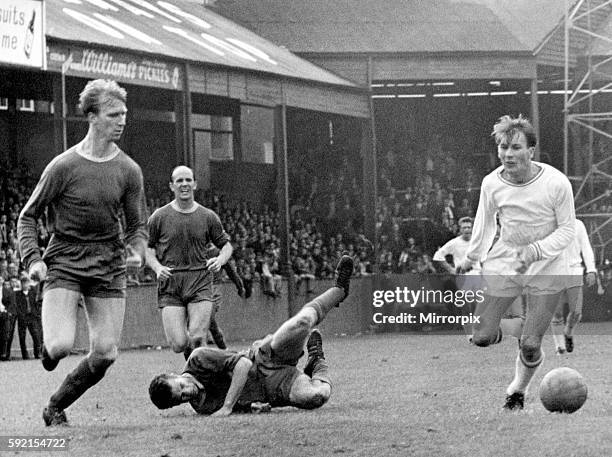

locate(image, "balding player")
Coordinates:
145 166 233 359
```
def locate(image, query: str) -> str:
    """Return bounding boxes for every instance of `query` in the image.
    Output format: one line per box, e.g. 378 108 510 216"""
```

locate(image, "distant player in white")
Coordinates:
433 217 475 274
433 217 481 339
551 218 597 354
458 115 575 410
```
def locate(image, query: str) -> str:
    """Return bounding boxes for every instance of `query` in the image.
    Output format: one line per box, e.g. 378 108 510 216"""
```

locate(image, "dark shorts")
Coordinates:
158 269 213 308
43 238 126 298
247 335 301 407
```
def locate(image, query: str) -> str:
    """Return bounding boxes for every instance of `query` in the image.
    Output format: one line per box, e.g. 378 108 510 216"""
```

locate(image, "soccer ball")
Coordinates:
539 367 588 413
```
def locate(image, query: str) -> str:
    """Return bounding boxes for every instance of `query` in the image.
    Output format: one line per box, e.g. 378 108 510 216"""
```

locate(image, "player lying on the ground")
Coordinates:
148 254 353 417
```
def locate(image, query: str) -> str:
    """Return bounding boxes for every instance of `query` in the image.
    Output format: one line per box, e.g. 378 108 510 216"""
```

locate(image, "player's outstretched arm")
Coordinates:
211 357 253 417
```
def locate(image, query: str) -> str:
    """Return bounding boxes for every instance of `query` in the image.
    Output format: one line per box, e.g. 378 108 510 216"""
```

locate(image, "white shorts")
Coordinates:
482 242 570 297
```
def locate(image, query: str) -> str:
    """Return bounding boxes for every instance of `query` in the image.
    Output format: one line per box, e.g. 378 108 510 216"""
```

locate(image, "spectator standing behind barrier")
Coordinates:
0 278 9 361
2 275 18 360
16 273 42 359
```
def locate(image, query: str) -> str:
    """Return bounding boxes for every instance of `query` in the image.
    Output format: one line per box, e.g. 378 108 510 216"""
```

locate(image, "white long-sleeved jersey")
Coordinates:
569 219 596 275
466 161 575 269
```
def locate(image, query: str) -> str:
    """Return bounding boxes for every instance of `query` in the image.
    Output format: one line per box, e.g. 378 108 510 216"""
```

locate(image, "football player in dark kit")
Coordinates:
18 79 147 426
148 255 354 417
145 166 233 359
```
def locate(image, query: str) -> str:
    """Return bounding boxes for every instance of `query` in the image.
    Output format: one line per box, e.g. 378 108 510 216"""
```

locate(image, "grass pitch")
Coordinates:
1 323 612 457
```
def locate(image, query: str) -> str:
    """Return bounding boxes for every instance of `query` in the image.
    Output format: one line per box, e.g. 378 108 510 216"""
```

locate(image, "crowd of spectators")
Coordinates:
3 143 612 298
0 160 43 361
0 135 488 289
0 160 38 278
373 134 486 274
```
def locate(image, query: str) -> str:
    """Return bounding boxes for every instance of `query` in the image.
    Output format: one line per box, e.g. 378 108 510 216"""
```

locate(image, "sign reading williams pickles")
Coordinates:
48 45 183 91
0 0 45 68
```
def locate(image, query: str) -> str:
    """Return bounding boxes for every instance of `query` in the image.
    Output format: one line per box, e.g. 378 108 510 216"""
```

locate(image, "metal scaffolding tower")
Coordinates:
564 0 612 263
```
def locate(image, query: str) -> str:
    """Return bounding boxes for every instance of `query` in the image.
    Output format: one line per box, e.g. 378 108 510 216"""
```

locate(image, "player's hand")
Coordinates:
155 265 173 281
456 258 474 274
206 257 223 273
211 406 232 418
515 245 537 273
29 260 47 282
586 272 597 287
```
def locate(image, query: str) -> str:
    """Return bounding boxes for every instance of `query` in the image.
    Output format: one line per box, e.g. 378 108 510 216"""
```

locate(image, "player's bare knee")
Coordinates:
90 333 118 360
290 313 314 333
87 351 116 383
520 339 542 363
300 389 329 410
167 335 188 352
303 393 328 410
91 343 118 363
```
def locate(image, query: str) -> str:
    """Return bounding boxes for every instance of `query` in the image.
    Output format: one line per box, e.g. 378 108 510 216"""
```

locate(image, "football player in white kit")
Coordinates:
433 217 481 340
458 115 575 410
551 218 597 354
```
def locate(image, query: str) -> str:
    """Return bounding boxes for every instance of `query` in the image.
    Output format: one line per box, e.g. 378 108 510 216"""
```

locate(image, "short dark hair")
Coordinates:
149 374 179 410
458 217 473 225
492 114 537 148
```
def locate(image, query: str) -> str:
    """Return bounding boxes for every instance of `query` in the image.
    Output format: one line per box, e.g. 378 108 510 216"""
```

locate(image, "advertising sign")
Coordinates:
48 45 183 91
0 0 45 68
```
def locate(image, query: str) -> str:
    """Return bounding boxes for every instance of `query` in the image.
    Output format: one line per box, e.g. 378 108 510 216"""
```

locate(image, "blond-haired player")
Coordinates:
459 115 575 410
